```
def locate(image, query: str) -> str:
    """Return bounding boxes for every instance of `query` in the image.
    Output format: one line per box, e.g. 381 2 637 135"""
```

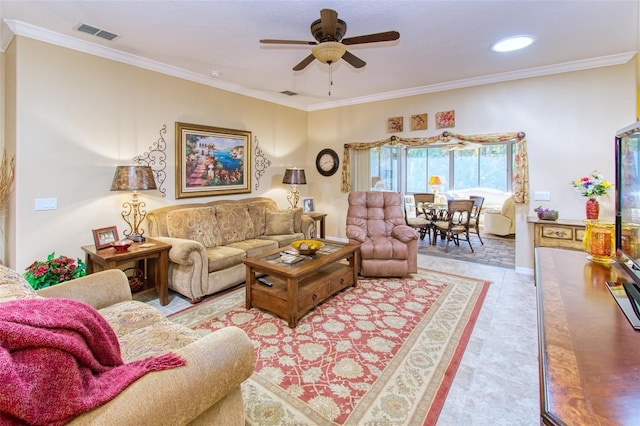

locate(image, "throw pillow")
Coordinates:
292 207 303 233
166 207 221 247
265 210 294 235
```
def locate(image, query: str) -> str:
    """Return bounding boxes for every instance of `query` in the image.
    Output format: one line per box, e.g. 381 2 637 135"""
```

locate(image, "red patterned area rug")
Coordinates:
170 269 489 425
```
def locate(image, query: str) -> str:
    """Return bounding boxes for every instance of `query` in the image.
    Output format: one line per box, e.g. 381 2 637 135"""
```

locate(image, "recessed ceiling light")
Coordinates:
211 70 221 78
491 36 534 53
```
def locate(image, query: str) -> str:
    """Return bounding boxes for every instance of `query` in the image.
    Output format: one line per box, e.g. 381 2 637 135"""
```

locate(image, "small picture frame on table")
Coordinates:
302 197 315 213
93 226 119 250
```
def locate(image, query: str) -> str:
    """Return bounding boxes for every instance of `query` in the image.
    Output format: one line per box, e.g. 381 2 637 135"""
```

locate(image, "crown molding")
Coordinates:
3 19 308 111
4 19 635 113
307 52 637 111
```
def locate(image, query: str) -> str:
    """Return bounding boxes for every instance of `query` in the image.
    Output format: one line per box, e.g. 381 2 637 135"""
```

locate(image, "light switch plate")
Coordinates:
534 191 551 201
35 198 57 211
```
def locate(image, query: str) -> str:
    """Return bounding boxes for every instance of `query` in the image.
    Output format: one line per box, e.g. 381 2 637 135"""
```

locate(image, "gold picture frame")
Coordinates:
411 114 428 131
387 117 403 133
175 122 251 198
436 110 455 129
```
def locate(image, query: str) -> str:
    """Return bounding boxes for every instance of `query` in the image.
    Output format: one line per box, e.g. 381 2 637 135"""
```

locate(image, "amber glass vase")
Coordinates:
583 220 615 264
585 198 600 220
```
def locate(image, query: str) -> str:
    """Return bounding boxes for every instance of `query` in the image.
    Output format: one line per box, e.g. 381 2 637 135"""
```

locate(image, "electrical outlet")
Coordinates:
534 191 550 201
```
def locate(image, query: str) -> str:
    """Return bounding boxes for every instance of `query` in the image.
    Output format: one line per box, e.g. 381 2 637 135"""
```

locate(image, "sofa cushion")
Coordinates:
166 207 221 247
117 320 202 362
226 239 278 258
265 210 294 235
293 207 303 233
247 199 278 235
99 300 169 337
99 300 202 362
258 232 305 247
214 204 255 243
205 246 247 273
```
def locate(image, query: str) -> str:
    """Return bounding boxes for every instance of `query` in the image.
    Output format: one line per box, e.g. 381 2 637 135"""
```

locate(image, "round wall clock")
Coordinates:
316 149 340 176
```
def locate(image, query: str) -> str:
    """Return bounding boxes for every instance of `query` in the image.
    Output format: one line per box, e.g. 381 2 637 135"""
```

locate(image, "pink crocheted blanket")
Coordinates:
0 297 186 425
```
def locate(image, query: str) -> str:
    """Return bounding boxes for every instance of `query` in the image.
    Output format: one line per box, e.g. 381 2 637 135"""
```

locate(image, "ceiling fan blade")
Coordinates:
342 31 400 45
293 54 316 71
260 39 317 45
320 8 338 38
342 50 366 69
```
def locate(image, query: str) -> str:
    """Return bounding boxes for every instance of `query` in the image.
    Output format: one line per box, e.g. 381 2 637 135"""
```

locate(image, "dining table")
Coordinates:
419 202 449 245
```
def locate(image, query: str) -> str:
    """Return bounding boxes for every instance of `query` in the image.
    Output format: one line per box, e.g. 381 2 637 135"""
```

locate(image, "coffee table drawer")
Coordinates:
298 265 353 312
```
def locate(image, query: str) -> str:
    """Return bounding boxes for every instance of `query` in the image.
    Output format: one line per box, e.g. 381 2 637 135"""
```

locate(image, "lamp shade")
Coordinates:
282 168 307 185
428 175 443 186
110 165 157 191
311 42 346 64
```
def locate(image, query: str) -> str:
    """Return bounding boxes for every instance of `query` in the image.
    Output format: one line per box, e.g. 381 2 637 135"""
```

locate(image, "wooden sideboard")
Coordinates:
536 247 640 425
529 217 585 251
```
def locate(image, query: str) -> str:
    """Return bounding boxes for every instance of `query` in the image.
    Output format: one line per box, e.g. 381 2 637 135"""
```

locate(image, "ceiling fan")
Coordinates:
260 8 400 71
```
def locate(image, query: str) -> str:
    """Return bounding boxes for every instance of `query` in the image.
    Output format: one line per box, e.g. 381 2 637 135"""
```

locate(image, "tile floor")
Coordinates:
136 252 539 425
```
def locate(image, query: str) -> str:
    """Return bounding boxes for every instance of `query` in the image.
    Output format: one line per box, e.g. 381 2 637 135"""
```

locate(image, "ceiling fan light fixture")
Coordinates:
312 42 346 64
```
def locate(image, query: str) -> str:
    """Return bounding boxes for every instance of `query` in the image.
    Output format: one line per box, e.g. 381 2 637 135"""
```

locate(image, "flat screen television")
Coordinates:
611 121 640 329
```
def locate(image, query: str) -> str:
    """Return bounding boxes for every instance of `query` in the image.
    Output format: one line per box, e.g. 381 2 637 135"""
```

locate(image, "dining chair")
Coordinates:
412 193 436 218
469 195 485 245
432 199 475 253
405 193 435 242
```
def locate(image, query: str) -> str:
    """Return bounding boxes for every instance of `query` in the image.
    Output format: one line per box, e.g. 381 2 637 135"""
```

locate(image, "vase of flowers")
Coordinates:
571 170 612 220
23 252 87 290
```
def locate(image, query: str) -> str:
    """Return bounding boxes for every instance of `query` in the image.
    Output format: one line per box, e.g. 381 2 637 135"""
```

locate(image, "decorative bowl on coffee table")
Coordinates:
291 239 324 255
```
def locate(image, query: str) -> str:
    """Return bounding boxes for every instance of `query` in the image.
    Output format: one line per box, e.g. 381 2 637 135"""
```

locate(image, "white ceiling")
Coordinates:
0 0 638 111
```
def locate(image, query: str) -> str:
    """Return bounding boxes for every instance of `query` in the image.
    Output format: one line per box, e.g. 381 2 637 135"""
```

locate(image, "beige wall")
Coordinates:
8 36 308 270
3 35 637 273
308 61 637 272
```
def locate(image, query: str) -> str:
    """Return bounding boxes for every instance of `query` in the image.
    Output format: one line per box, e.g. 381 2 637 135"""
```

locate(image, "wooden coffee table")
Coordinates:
244 240 359 327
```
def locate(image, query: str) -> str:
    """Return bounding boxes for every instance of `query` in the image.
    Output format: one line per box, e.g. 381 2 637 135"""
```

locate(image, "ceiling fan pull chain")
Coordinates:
328 62 333 96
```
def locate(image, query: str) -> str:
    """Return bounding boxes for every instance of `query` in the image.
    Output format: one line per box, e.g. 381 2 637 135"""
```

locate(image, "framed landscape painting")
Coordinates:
175 122 251 198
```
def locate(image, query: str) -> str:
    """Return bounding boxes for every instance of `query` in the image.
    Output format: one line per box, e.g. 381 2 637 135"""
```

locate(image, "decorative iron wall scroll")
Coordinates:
254 136 272 190
134 124 167 197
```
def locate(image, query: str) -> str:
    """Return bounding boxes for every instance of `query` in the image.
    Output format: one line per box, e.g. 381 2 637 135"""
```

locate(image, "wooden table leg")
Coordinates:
350 251 358 287
157 250 169 306
287 277 298 328
246 267 254 309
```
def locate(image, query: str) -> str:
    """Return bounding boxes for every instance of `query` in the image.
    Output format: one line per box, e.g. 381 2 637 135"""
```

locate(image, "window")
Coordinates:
380 142 514 193
370 146 399 191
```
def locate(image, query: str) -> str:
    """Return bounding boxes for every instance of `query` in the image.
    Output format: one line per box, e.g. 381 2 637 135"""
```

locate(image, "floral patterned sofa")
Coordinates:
0 266 255 424
147 197 315 303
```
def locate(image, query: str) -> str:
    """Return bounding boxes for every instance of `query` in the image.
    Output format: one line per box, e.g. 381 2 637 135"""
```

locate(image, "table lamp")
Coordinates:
110 165 157 242
282 168 306 209
429 175 443 194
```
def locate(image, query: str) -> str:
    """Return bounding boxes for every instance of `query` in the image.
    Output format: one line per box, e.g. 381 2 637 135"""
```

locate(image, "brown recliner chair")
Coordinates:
346 191 419 277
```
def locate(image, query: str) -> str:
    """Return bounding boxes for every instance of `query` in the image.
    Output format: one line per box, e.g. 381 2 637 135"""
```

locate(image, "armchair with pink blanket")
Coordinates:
0 265 255 425
346 191 419 277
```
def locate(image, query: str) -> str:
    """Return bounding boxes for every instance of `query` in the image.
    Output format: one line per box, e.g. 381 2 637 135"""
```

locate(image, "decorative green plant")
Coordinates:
23 252 87 290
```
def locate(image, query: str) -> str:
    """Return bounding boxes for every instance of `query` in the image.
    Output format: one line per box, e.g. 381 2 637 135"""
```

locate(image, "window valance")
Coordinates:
340 131 529 204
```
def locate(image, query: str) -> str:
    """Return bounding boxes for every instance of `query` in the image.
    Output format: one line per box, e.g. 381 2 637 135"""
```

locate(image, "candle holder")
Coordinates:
583 220 615 264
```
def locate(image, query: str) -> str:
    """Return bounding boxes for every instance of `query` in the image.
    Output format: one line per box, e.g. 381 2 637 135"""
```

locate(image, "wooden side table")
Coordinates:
306 212 327 238
81 238 172 306
528 216 586 251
